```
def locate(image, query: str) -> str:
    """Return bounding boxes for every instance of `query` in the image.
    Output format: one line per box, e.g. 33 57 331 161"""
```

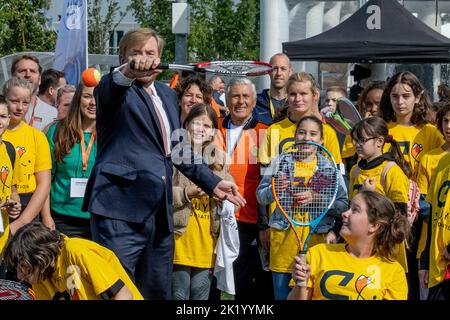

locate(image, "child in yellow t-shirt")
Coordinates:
2 78 51 235
418 104 450 300
349 117 411 208
257 116 348 300
349 116 410 275
379 71 444 300
172 104 234 300
288 191 409 300
0 96 22 255
414 104 450 299
2 222 143 300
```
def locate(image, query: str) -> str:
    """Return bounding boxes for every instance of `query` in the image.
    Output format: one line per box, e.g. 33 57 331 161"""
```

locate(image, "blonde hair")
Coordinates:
119 28 165 62
2 77 34 99
286 72 320 95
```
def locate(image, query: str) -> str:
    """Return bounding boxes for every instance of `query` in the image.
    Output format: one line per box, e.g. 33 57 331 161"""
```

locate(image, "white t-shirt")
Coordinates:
25 96 57 132
226 123 244 156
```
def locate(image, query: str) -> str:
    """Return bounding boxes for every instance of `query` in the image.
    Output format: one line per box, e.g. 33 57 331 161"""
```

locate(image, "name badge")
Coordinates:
70 178 88 198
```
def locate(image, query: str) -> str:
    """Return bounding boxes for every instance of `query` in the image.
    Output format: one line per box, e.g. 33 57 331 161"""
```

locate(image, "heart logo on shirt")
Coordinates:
16 146 26 158
355 274 372 300
411 143 423 161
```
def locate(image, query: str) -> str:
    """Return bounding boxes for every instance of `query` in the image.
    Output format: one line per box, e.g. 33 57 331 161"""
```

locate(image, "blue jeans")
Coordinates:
172 265 212 300
272 272 292 300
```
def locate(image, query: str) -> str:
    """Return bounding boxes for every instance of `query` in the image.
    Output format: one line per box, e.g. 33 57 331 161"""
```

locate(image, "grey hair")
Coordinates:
225 78 257 100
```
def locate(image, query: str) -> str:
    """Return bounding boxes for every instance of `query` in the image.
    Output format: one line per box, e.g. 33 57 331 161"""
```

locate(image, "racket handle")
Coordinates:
295 251 308 287
119 61 169 70
157 63 170 70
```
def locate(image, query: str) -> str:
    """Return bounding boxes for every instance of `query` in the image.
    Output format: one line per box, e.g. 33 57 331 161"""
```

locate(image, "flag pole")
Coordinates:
85 0 89 68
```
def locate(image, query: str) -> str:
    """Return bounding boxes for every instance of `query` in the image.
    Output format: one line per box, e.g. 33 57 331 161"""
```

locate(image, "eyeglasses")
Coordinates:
352 137 377 145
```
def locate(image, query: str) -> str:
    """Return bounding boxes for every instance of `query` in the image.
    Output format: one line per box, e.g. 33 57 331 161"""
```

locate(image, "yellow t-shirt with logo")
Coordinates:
173 195 216 268
349 160 409 271
259 117 342 166
259 117 342 273
269 155 327 273
32 237 143 300
305 243 408 300
0 141 20 254
3 121 51 194
349 160 409 203
384 122 444 173
414 147 448 259
425 152 450 288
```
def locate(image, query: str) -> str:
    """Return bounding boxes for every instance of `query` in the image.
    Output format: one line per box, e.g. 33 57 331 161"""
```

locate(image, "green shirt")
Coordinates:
46 123 97 219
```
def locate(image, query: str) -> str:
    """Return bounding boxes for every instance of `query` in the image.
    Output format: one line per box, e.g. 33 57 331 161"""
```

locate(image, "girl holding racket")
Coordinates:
380 71 444 299
172 104 235 300
257 116 348 300
288 191 410 300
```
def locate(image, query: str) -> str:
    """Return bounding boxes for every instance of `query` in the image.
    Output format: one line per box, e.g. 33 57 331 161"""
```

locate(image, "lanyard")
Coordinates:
268 90 287 120
268 90 276 119
80 131 96 173
28 96 38 127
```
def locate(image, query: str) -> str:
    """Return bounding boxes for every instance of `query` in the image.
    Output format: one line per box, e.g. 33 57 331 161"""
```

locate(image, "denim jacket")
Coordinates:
256 153 348 233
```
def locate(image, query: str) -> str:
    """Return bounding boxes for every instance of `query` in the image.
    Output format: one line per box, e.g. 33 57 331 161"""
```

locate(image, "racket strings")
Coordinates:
273 145 338 225
202 61 273 76
0 280 34 300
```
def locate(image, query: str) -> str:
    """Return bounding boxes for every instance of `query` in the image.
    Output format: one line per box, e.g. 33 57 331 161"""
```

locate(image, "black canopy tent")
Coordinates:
282 0 450 63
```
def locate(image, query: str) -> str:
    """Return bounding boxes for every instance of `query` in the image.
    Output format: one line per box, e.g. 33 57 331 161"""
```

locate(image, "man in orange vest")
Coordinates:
218 77 273 301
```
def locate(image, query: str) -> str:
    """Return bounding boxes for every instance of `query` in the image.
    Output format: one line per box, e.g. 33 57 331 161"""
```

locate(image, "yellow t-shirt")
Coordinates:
349 160 409 203
425 153 450 288
384 122 444 173
0 141 20 254
32 237 143 300
173 195 216 268
259 117 342 165
3 122 51 194
349 160 409 272
269 157 323 273
414 147 449 258
341 134 356 159
259 117 342 273
305 243 408 300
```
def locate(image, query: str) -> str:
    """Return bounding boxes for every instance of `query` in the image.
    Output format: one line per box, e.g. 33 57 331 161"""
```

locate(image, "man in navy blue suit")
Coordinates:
82 28 245 300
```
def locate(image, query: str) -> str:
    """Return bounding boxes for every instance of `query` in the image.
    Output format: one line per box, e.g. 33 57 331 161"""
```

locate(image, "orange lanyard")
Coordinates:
28 96 38 127
268 90 275 119
80 131 96 173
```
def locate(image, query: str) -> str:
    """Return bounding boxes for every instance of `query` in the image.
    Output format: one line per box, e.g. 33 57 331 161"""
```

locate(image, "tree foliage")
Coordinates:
0 0 56 56
129 0 260 64
88 0 126 54
128 0 175 63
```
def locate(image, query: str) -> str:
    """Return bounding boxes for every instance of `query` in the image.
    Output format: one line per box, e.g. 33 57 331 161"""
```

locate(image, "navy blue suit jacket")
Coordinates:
82 73 221 231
